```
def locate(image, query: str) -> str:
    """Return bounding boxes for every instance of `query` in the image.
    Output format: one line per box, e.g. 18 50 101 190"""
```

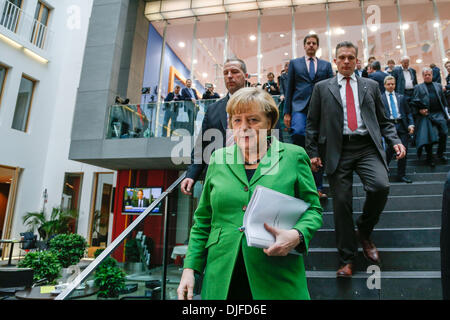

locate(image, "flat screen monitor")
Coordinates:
122 186 163 214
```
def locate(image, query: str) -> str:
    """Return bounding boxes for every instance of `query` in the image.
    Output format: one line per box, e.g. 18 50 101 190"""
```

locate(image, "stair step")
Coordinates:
325 172 448 184
322 182 444 197
320 210 441 229
306 271 442 300
305 247 440 272
321 195 443 212
309 228 440 248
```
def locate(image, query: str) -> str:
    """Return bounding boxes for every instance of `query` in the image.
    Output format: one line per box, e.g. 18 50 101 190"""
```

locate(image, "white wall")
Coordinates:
0 0 116 251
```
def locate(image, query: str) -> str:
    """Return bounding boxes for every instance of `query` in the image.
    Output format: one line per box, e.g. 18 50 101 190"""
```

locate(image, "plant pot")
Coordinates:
124 262 145 274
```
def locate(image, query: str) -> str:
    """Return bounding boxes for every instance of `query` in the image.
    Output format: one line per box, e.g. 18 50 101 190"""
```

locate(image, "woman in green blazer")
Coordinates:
177 87 323 300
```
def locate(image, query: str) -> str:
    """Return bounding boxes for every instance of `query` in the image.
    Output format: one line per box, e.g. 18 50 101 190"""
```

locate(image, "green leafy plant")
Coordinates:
125 238 141 263
94 254 126 298
22 207 78 241
49 233 88 268
18 251 62 284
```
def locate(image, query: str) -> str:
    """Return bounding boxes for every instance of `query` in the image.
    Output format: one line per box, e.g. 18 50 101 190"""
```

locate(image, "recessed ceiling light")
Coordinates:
401 24 410 30
280 33 285 38
249 35 256 41
370 25 378 32
396 45 401 49
309 30 316 35
284 52 289 56
178 42 186 48
202 72 208 78
193 59 198 64
434 22 440 28
416 59 423 63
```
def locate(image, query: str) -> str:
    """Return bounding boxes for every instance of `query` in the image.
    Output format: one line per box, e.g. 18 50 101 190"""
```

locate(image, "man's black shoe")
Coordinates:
398 176 412 183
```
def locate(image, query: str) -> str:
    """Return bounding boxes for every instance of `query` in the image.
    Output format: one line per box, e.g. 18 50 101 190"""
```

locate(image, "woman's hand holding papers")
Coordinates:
263 223 301 256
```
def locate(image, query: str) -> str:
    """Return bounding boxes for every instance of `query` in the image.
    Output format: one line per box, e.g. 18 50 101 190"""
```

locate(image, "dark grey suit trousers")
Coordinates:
328 134 390 265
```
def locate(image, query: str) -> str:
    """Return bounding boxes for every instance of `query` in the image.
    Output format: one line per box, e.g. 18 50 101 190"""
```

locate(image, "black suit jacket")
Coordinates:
165 92 182 102
381 92 414 132
306 76 401 175
369 70 388 94
393 66 418 94
412 82 449 119
186 95 229 181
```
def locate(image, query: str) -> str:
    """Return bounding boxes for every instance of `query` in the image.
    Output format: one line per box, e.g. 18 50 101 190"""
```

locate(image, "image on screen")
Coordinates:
122 186 163 214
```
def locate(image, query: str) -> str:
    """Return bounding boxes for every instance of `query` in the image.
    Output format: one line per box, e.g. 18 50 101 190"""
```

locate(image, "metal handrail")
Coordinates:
55 172 187 300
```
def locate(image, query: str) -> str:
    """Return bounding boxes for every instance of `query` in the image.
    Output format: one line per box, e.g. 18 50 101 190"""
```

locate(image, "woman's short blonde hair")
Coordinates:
226 87 279 130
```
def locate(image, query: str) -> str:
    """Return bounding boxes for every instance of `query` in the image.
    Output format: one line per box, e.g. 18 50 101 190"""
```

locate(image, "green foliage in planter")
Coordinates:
125 238 140 263
94 263 126 298
18 251 62 284
49 233 88 268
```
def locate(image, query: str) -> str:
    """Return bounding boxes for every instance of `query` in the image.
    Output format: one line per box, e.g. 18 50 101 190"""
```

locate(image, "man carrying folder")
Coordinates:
306 42 406 277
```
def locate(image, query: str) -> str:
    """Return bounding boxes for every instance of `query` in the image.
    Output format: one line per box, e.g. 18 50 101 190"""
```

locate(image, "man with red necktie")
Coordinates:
306 41 406 278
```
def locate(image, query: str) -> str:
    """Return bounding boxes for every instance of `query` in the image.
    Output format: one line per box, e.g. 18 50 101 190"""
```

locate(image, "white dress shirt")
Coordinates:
403 69 414 89
337 73 368 135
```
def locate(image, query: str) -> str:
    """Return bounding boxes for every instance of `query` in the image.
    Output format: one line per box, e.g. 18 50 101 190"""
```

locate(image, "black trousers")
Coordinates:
328 135 390 265
291 134 324 190
386 125 410 178
441 171 450 300
227 249 253 300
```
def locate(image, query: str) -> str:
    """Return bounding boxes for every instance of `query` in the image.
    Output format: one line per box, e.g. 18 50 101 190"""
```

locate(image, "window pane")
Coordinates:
295 4 329 63
436 0 450 67
399 0 440 82
0 65 6 104
11 76 34 132
261 7 291 91
328 1 364 64
40 5 49 26
194 14 226 96
228 11 258 84
365 0 404 70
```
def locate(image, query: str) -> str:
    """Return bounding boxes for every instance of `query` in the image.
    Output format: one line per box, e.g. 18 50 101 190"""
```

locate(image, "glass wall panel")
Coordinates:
194 14 226 97
11 75 35 132
260 7 292 86
228 10 258 84
399 0 440 82
294 4 329 66
328 1 365 64
365 0 404 70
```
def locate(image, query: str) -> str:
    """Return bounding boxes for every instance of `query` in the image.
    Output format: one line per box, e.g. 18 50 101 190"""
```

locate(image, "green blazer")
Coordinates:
183 137 323 300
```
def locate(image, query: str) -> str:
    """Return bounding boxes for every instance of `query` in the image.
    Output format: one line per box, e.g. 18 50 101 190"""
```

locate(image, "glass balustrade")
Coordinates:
106 96 289 140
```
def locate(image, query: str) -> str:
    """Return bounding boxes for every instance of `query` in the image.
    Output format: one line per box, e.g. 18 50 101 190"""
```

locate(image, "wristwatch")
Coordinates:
294 229 306 253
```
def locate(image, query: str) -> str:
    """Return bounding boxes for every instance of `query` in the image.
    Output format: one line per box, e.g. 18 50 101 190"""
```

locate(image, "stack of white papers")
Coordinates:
242 185 310 255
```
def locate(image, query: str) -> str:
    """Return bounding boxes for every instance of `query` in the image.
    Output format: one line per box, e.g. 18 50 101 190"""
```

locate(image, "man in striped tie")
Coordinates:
382 76 415 183
306 41 406 277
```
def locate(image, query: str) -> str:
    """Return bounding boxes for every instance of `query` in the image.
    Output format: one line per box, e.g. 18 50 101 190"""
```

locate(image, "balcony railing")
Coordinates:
0 0 53 52
107 95 285 140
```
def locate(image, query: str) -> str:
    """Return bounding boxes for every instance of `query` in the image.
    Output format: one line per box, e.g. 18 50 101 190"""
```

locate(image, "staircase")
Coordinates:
305 142 447 300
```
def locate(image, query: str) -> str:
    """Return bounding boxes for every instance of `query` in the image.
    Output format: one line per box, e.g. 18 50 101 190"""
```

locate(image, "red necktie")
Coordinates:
345 77 357 132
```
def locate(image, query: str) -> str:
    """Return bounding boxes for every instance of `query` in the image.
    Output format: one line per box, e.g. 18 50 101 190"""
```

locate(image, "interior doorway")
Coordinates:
0 165 21 260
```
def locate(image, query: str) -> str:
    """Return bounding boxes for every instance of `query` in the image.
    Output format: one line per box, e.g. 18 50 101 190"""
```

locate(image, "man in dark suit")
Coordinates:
431 63 442 84
361 56 376 78
284 34 334 198
355 59 364 77
202 83 220 100
393 56 417 100
385 59 396 75
412 67 449 166
131 190 150 208
180 58 248 195
445 61 450 107
369 61 388 94
306 41 405 277
181 79 199 134
163 85 182 136
382 76 415 183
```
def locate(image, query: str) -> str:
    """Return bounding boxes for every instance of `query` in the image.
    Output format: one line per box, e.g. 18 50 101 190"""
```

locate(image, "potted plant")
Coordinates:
94 252 126 299
18 251 62 285
22 207 78 242
49 233 88 282
124 238 144 274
